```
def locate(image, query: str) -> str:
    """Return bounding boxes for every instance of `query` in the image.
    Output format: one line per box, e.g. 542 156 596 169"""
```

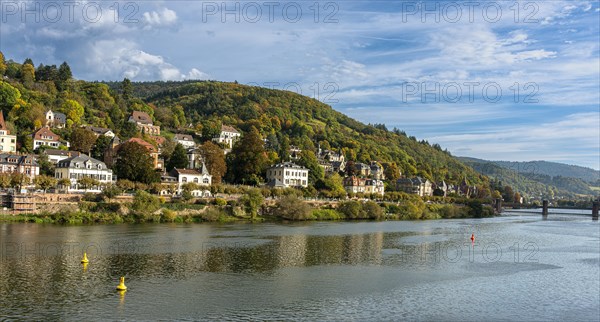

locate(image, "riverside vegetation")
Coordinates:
0 186 495 224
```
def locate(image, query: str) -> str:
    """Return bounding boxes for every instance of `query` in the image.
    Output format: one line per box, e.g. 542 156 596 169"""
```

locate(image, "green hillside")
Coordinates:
1 54 487 190
459 157 598 199
137 81 486 185
492 160 599 183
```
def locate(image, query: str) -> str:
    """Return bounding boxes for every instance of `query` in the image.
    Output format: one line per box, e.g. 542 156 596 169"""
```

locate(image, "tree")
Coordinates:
514 192 522 204
92 135 111 160
102 184 122 202
56 62 72 90
10 173 28 192
199 141 226 184
71 127 97 154
297 150 324 185
383 162 401 182
166 143 188 171
57 178 71 193
0 81 22 116
273 195 312 220
0 51 6 75
240 188 264 219
0 173 10 190
114 141 160 184
77 177 99 191
61 100 84 124
121 78 133 102
37 153 55 176
131 190 160 213
21 63 35 89
345 160 356 176
117 179 136 192
34 175 57 193
502 185 515 202
226 126 268 185
363 201 384 220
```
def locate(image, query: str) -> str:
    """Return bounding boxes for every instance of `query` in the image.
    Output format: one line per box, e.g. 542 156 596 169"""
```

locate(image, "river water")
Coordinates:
1 212 598 321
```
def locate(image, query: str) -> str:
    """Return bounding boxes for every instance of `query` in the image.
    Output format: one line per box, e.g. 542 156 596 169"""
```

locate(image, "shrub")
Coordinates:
214 198 228 206
363 201 384 220
131 190 160 214
338 200 363 219
161 209 177 222
273 195 313 220
312 209 343 220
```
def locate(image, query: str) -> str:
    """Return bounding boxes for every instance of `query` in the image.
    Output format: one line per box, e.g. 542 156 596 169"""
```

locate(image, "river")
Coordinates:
1 212 598 321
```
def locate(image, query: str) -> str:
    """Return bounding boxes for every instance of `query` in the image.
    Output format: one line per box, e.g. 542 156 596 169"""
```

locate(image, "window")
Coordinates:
182 177 187 183
203 178 209 184
194 178 198 183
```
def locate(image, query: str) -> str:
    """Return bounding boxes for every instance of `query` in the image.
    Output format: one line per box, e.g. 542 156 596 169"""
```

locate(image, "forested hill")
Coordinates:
132 81 486 185
459 157 599 198
0 54 484 186
492 160 599 183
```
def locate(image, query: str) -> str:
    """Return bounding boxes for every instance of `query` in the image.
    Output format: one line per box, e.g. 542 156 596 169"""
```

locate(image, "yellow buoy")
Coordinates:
116 277 127 291
81 252 89 264
82 262 88 272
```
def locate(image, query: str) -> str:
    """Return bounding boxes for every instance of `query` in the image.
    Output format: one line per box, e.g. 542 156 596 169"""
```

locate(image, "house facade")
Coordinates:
55 155 113 192
213 125 240 149
170 166 212 197
45 110 66 128
0 111 17 153
174 133 195 148
0 154 39 181
396 177 433 197
32 126 69 149
266 162 309 188
84 125 115 138
343 176 385 196
128 111 160 135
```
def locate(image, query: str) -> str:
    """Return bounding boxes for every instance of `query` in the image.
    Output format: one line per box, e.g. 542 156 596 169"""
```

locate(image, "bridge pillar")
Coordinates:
593 201 599 220
542 200 548 218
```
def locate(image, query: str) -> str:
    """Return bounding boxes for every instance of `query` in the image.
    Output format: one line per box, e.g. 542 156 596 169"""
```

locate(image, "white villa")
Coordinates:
266 162 309 188
213 125 240 150
54 155 113 192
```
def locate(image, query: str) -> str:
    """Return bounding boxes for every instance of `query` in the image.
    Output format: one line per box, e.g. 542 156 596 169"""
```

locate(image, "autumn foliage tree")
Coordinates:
200 141 226 184
225 126 268 185
70 127 97 155
114 141 160 184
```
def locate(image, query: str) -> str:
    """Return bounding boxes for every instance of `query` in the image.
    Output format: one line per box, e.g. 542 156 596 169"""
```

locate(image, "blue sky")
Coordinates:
1 0 599 169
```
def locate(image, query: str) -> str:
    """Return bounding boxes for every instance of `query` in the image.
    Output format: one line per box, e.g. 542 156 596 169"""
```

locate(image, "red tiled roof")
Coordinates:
33 127 60 141
124 138 157 153
130 111 153 125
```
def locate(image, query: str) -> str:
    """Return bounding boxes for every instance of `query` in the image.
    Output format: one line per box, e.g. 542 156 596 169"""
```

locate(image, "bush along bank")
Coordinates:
1 190 496 224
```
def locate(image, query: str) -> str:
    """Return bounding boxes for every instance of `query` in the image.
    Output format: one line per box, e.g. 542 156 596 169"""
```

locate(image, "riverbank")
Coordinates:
0 193 496 224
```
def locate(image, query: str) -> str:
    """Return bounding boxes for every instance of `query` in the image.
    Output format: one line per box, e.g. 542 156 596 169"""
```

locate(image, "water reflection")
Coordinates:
1 218 598 321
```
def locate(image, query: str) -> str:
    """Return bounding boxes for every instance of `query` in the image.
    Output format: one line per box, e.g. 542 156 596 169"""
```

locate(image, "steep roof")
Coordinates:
84 125 112 135
0 154 38 166
130 111 153 125
33 127 60 141
171 168 208 176
124 138 157 153
221 125 240 134
44 149 80 157
175 133 194 141
57 154 109 169
269 162 308 170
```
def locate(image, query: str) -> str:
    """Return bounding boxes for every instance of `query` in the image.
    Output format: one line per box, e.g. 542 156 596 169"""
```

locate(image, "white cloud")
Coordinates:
143 8 178 27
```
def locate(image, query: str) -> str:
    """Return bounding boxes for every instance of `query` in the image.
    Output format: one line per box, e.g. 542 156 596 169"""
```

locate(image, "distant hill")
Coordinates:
459 157 599 198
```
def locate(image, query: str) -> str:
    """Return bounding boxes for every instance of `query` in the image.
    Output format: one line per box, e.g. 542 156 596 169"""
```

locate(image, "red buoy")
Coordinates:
470 233 475 243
